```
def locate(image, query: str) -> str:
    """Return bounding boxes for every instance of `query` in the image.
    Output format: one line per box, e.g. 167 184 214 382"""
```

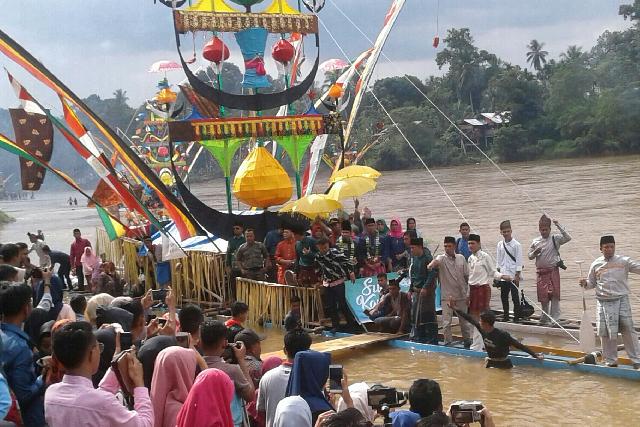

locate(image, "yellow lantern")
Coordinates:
233 147 292 208
156 88 177 104
328 83 343 99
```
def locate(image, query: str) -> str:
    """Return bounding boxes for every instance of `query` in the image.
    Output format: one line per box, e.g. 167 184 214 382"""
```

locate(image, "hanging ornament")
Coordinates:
271 39 295 64
432 36 440 48
327 83 343 99
202 36 230 64
233 147 292 208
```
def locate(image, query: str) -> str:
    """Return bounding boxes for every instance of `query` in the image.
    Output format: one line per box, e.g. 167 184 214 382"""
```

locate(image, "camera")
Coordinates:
556 259 567 270
366 385 408 410
151 289 167 302
222 342 242 364
450 400 484 425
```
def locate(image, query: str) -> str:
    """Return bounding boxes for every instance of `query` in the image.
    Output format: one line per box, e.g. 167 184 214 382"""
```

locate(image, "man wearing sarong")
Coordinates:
409 238 437 343
579 235 640 368
528 215 571 325
428 236 472 348
358 218 386 277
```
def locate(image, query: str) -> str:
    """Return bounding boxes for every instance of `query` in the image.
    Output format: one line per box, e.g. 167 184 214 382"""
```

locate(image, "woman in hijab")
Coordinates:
406 217 422 238
45 319 72 385
376 219 390 237
336 382 376 423
80 247 100 293
151 347 199 427
247 355 283 427
176 368 235 427
383 217 406 272
285 350 332 423
137 335 178 389
274 396 312 427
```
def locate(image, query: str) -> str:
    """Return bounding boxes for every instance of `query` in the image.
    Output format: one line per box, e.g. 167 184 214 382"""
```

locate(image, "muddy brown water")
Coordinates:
2 155 640 424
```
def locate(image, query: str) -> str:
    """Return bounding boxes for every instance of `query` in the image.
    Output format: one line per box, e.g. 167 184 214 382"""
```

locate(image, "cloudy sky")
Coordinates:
0 0 632 110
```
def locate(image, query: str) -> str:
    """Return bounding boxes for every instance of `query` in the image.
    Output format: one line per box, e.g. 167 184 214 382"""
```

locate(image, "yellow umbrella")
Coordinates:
329 165 381 183
327 176 377 200
279 194 343 219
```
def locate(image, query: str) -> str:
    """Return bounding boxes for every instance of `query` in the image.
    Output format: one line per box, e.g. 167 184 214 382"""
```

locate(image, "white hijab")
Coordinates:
273 396 312 427
337 382 377 423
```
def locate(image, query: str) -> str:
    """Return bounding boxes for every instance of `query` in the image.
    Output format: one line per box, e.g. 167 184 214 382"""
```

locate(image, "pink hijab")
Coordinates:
388 217 404 238
261 356 283 376
176 368 235 427
151 347 198 427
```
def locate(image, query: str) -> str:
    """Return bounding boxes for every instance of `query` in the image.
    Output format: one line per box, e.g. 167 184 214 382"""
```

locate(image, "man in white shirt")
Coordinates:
495 221 523 322
468 234 509 321
528 215 571 325
28 232 48 268
579 235 640 368
257 329 311 427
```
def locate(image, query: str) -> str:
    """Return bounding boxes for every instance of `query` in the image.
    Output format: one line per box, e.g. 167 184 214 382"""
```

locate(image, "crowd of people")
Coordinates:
0 203 638 426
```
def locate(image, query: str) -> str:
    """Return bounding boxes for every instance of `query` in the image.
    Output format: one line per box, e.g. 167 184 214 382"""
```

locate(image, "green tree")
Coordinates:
560 45 586 64
526 39 549 71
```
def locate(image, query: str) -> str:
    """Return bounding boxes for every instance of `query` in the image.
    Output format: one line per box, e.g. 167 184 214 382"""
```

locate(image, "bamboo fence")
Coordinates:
236 278 322 329
95 227 227 305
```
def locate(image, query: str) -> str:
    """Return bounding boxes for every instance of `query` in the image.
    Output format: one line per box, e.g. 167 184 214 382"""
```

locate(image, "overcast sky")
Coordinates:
0 0 632 110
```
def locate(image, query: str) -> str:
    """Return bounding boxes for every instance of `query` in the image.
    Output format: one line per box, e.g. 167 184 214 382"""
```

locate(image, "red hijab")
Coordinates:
176 368 235 427
388 217 404 238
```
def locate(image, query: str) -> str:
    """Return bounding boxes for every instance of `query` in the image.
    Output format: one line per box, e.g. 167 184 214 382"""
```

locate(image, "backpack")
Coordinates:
519 290 535 318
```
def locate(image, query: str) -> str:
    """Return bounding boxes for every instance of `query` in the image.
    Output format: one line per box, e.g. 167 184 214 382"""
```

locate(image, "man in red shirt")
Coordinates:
275 228 296 284
69 228 91 291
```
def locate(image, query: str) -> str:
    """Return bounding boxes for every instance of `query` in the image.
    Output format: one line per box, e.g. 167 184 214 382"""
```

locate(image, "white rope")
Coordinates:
508 281 581 344
317 16 470 226
327 0 549 216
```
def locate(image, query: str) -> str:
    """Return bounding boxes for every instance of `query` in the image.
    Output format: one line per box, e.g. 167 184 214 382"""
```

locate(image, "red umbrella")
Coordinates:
319 58 348 72
148 60 182 73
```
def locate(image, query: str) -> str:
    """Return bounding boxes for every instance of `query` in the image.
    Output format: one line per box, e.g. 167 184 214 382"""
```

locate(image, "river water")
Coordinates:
2 155 640 424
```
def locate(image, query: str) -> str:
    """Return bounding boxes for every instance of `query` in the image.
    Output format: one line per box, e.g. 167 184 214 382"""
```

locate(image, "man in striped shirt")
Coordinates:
314 237 356 333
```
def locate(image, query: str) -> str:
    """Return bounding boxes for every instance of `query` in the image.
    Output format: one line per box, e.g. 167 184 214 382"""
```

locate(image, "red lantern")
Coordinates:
432 36 440 48
157 146 169 157
203 36 230 64
271 39 295 64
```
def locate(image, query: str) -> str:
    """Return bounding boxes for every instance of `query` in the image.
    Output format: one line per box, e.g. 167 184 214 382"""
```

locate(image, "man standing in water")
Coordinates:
69 229 91 291
496 220 523 322
579 235 640 368
455 222 472 260
528 215 571 325
409 238 437 343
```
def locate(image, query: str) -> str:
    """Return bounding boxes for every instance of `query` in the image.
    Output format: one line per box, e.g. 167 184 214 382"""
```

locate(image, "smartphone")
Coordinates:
145 314 157 324
151 289 167 302
120 331 133 349
157 318 167 327
176 332 190 348
329 364 343 393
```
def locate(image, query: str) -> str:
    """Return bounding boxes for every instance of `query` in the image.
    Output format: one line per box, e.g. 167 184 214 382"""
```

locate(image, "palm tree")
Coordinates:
560 45 584 63
526 40 548 71
112 89 129 108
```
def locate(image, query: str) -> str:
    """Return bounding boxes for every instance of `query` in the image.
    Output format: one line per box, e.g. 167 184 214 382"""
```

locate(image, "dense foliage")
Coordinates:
353 3 640 170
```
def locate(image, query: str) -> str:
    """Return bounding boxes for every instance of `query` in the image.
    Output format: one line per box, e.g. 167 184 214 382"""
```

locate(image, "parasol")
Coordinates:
279 194 342 219
327 176 377 200
320 58 348 72
148 60 182 74
329 165 381 183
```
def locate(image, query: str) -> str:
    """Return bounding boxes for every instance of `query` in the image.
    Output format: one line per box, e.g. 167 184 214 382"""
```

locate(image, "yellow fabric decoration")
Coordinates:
263 0 300 15
187 0 238 13
233 146 292 208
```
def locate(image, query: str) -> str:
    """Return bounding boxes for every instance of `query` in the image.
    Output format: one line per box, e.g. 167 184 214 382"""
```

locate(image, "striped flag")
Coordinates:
96 205 126 241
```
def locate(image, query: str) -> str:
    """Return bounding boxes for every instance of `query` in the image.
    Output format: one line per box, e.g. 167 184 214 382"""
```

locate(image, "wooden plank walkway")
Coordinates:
262 332 403 359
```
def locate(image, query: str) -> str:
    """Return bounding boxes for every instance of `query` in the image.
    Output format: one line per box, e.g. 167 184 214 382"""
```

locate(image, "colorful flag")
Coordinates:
96 205 126 241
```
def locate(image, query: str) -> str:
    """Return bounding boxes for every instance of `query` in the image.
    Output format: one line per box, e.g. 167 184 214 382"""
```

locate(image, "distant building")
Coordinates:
458 111 511 153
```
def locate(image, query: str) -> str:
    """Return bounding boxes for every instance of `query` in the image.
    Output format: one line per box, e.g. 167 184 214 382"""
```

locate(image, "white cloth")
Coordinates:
528 225 571 269
36 290 53 311
30 239 47 267
495 238 522 277
468 250 499 286
336 382 376 423
585 254 640 300
257 364 292 427
273 396 312 427
540 300 561 324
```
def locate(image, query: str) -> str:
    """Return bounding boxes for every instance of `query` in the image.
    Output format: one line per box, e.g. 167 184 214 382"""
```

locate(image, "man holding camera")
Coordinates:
201 320 255 426
579 235 640 368
528 215 571 325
